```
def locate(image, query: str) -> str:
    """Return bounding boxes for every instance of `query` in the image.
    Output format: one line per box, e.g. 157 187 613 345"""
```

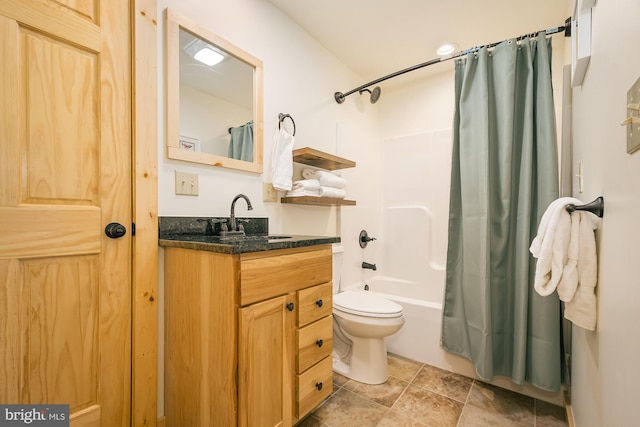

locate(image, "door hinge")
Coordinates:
132 222 136 236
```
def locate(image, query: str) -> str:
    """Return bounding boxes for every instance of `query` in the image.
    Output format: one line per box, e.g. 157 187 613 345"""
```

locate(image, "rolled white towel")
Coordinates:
318 186 346 199
302 169 347 189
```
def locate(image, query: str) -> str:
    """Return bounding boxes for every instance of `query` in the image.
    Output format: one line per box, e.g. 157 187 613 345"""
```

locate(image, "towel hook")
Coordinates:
566 196 604 218
278 113 296 136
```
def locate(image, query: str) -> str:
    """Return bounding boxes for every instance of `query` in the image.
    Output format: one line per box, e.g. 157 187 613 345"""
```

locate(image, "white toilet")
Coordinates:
331 244 405 384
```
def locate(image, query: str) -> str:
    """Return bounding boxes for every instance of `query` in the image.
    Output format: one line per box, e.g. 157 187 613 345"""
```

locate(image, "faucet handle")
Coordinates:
205 218 228 232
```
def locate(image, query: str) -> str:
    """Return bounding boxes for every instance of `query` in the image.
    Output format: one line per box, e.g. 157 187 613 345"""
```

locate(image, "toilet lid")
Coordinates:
333 290 403 318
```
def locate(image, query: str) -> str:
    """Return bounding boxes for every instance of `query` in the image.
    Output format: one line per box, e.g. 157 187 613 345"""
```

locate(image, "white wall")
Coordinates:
570 1 640 425
179 84 251 157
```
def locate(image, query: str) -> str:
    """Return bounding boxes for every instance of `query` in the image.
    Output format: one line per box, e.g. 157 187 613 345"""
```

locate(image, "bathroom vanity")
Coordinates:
160 224 337 426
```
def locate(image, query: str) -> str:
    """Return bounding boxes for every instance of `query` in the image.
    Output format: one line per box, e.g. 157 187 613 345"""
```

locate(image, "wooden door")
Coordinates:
0 1 132 426
238 296 293 427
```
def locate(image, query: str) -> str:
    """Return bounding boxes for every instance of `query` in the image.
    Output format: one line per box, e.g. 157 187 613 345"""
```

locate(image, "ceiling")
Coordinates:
268 0 572 88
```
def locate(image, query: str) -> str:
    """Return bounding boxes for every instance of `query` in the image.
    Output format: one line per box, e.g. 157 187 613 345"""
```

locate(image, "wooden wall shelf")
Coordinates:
292 147 355 170
282 147 356 207
281 196 356 206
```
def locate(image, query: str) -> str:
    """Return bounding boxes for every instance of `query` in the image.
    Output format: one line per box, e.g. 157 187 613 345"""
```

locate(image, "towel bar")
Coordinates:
278 113 296 136
566 196 604 218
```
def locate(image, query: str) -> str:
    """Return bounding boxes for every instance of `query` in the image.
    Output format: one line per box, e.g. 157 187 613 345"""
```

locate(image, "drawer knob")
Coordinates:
286 302 294 312
316 299 323 308
316 339 323 348
315 382 323 391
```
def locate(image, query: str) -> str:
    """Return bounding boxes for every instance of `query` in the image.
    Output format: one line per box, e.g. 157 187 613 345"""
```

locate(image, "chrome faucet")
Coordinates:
229 194 253 232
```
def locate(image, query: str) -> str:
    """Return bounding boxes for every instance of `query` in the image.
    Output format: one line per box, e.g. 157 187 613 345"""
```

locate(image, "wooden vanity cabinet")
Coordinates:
164 244 334 427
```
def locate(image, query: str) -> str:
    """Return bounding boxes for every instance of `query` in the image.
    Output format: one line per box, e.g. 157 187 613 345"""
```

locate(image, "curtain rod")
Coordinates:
334 19 571 104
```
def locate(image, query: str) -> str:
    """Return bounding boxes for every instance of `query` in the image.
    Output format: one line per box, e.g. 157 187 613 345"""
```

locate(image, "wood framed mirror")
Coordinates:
165 8 263 173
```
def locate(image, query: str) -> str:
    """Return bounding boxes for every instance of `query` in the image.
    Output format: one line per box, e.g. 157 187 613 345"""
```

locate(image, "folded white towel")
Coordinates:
531 197 583 296
284 179 322 197
302 169 347 189
285 189 320 197
271 129 294 191
318 186 346 199
292 179 321 191
564 211 598 330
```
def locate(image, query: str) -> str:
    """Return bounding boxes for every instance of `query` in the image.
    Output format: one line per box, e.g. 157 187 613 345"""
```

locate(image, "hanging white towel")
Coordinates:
530 197 582 296
530 198 599 331
564 211 598 331
302 169 347 189
271 128 295 191
556 211 581 302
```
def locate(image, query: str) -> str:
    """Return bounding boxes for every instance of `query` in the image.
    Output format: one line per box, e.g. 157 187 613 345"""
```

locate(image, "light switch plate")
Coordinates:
626 77 640 154
175 171 199 196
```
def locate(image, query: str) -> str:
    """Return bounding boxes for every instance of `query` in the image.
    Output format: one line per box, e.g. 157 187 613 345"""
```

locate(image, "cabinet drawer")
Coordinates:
297 282 332 327
297 315 333 372
240 246 332 306
297 356 333 418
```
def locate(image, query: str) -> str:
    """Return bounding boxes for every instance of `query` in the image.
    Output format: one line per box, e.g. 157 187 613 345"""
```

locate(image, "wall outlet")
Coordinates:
263 182 278 202
175 171 199 196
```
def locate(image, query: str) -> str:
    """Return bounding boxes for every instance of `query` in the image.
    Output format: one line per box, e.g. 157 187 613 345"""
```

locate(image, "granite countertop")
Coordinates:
159 234 340 254
158 216 340 254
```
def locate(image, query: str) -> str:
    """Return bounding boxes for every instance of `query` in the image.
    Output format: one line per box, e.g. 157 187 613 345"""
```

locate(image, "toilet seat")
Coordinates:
333 290 403 318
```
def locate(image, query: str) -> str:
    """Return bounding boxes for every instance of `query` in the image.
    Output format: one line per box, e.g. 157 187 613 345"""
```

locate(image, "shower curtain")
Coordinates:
441 34 561 392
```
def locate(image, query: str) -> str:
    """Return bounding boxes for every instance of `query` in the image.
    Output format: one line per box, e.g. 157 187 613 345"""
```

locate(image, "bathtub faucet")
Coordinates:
362 261 377 271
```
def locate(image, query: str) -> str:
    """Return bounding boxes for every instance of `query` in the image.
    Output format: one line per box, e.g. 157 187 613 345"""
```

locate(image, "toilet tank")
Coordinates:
332 244 344 295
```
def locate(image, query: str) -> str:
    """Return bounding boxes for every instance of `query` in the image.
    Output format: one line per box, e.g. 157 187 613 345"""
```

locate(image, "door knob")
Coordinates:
105 222 126 239
286 302 295 312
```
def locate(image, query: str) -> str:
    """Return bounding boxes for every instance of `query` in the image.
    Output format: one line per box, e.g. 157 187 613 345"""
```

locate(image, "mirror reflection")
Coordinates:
179 29 254 160
166 9 263 173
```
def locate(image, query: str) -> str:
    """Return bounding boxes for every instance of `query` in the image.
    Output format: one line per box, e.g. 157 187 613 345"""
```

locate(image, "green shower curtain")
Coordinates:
441 34 561 392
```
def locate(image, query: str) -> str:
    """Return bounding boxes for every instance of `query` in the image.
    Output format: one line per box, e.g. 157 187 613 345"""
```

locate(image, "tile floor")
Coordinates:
298 353 568 427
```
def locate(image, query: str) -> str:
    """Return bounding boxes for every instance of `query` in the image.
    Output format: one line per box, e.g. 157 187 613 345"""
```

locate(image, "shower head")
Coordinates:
359 86 381 104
